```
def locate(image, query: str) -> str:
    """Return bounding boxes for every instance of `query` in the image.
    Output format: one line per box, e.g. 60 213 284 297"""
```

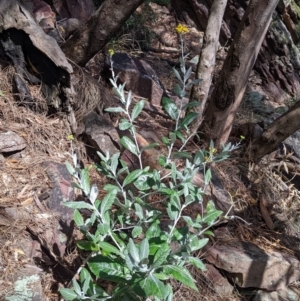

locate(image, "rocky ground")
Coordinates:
1 1 300 301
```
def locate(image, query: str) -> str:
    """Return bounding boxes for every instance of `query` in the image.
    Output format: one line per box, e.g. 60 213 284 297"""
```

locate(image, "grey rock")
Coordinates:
110 53 164 106
84 112 120 156
0 131 26 153
253 287 300 301
205 240 300 291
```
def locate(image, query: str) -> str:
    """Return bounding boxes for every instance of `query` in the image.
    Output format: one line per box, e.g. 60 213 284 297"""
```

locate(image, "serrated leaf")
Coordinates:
64 201 94 210
162 97 179 120
188 257 206 271
132 99 145 120
163 266 198 291
73 209 84 226
139 238 149 261
88 255 127 282
59 288 78 300
123 169 144 187
97 223 110 235
120 136 138 155
119 119 132 130
132 225 143 238
99 241 121 256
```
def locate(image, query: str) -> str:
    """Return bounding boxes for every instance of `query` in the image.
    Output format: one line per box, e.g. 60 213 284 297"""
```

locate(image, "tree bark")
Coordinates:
189 0 228 133
61 0 144 66
202 0 280 147
248 101 300 163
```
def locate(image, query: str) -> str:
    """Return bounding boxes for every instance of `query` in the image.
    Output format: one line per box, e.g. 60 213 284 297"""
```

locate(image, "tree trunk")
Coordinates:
189 0 228 133
248 101 300 163
202 0 280 147
62 0 144 66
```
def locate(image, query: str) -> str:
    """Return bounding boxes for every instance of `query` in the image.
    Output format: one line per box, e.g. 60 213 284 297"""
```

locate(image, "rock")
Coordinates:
205 240 300 291
0 131 26 153
253 287 300 301
42 161 75 256
205 264 233 297
4 271 45 301
110 53 164 106
83 112 120 156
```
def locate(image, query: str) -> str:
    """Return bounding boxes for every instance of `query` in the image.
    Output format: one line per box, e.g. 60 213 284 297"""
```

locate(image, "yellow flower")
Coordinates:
108 49 115 57
67 134 75 141
175 24 189 34
240 135 246 140
209 147 217 154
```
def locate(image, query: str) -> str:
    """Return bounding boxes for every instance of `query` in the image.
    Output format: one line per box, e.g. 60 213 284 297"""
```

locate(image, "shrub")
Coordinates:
60 27 238 301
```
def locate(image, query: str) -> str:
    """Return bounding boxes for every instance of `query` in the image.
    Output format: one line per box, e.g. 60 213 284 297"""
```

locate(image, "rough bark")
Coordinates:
189 0 228 133
202 0 280 147
249 101 300 163
61 0 144 66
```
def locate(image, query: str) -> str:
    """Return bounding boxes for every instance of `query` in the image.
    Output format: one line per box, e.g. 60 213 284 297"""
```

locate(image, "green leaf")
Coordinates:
172 151 192 159
105 106 125 113
203 210 222 225
88 255 128 282
100 189 118 223
77 240 99 251
153 243 170 268
173 67 183 83
163 266 198 291
131 99 144 121
182 100 200 110
120 136 138 156
140 142 159 153
65 162 75 176
140 274 166 299
162 97 179 120
99 241 121 256
80 168 90 195
184 66 192 83
72 278 81 296
134 173 152 191
204 169 212 185
146 221 161 239
139 238 149 261
123 169 144 187
179 112 198 129
97 223 110 235
167 202 179 221
190 237 209 252
73 209 84 227
59 288 78 300
134 203 144 220
188 257 206 271
80 268 91 295
132 225 143 238
119 119 132 130
64 201 94 210
127 238 140 264
110 153 120 175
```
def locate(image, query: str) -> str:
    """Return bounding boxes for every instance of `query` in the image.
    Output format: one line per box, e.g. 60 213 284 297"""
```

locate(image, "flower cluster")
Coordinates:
175 23 189 34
